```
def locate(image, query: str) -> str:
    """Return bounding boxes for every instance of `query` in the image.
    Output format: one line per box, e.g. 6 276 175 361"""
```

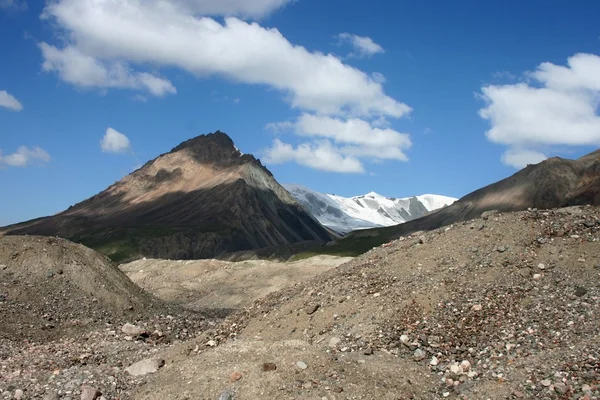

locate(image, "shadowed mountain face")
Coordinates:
1 132 332 261
345 149 600 244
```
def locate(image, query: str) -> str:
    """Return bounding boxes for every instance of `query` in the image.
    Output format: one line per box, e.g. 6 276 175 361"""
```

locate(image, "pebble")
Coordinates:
296 361 308 370
121 323 147 336
554 382 568 394
328 337 341 348
230 372 243 382
124 358 165 376
14 389 24 400
460 360 471 372
218 391 233 400
306 304 320 315
80 386 101 400
471 304 482 311
430 356 439 366
540 379 552 387
413 349 426 361
533 273 542 280
262 362 277 372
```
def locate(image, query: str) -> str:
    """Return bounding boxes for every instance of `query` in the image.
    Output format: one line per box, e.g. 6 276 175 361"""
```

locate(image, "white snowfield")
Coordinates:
284 184 457 234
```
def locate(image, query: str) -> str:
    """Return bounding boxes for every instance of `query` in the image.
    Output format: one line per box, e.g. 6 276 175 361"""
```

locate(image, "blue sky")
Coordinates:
1 0 600 226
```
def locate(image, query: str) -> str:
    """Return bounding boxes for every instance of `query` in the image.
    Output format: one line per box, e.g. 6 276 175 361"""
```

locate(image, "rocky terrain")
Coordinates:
0 132 332 262
2 207 600 399
0 236 219 399
131 205 600 399
119 255 352 311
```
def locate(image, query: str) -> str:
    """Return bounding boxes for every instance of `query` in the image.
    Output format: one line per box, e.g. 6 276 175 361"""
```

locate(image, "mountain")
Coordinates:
0 132 332 261
329 148 600 255
284 184 457 234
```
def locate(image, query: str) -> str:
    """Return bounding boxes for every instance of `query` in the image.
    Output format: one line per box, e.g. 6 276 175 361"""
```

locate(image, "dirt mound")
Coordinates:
120 255 352 311
136 206 600 399
0 235 160 342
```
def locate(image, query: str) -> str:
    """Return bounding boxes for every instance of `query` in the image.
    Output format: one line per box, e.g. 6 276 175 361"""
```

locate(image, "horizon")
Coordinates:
2 0 600 226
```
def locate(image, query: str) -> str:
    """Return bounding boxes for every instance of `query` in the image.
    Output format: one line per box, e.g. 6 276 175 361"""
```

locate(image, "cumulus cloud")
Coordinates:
39 0 408 117
479 53 600 168
263 139 365 173
172 0 295 18
264 114 411 172
0 90 23 111
501 148 547 169
101 128 132 154
0 146 51 167
337 33 385 58
39 44 176 97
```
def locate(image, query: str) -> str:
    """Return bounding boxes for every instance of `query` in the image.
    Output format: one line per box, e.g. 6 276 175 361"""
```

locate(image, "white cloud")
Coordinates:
479 53 600 167
39 0 409 117
337 33 385 58
501 148 547 169
263 139 365 173
264 114 411 172
171 0 295 18
101 128 132 154
0 90 23 111
0 146 51 167
39 44 176 97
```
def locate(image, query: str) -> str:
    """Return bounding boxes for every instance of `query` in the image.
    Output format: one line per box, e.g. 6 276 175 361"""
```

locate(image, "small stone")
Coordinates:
328 337 342 348
537 263 546 270
413 349 426 361
306 304 320 315
442 392 450 398
0 264 7 270
497 246 507 253
363 348 373 356
262 362 277 371
574 286 588 297
47 271 54 278
460 360 471 372
471 304 482 311
400 334 410 344
430 356 439 366
125 358 165 376
121 323 147 336
230 372 242 382
218 391 233 400
206 340 217 347
540 379 552 387
80 386 101 400
332 387 343 393
513 390 524 398
14 389 24 400
533 274 542 280
450 364 462 375
553 382 567 394
296 361 308 370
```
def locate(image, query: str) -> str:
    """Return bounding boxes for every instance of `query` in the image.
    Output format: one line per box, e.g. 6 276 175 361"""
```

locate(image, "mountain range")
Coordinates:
1 131 600 262
284 184 456 234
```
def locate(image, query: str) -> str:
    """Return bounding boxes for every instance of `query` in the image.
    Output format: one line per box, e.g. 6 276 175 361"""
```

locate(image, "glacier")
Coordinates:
284 184 457 234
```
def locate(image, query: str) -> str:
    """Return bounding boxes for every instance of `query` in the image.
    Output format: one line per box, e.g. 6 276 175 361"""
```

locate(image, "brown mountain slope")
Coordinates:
0 132 332 261
316 149 600 256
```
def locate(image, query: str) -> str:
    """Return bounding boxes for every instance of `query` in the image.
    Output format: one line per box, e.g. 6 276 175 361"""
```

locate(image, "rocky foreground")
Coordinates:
137 206 600 399
2 206 600 399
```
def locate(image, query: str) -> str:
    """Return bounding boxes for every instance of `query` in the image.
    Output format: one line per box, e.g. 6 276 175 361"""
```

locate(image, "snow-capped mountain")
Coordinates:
284 184 458 234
